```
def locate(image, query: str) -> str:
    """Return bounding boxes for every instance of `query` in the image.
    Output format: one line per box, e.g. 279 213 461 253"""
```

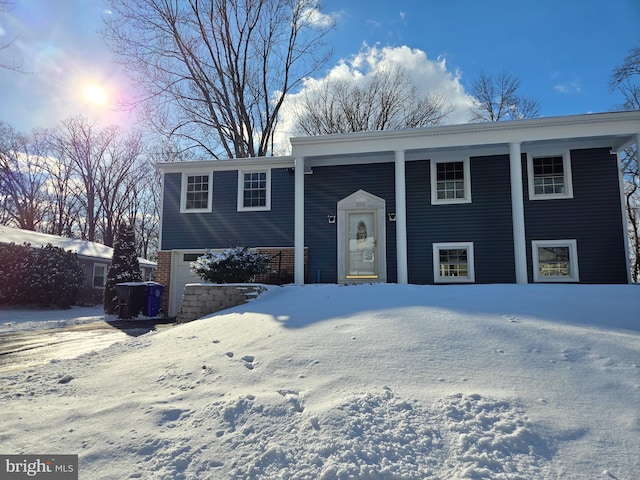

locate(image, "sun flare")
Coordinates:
83 84 108 106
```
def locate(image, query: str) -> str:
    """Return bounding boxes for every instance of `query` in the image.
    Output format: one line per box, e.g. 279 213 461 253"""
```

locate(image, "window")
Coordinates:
181 172 213 213
527 152 573 200
237 169 271 211
433 242 475 283
430 158 471 205
93 264 107 288
532 240 579 282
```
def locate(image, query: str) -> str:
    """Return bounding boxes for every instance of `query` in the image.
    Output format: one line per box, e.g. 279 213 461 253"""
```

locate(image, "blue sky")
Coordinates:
0 0 638 135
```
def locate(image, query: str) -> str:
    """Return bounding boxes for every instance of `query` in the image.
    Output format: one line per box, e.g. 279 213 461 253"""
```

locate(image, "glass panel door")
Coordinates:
346 211 377 278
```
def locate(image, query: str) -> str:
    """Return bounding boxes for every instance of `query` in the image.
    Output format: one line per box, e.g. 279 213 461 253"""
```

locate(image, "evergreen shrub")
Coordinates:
104 224 143 314
190 247 271 283
0 242 84 308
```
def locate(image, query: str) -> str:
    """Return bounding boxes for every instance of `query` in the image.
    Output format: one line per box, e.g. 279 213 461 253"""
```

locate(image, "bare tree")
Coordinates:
611 47 640 112
469 71 540 122
46 117 145 246
294 66 452 135
95 128 146 246
0 122 49 230
611 46 639 281
0 0 24 71
124 163 161 260
46 117 109 242
103 0 334 159
37 128 81 237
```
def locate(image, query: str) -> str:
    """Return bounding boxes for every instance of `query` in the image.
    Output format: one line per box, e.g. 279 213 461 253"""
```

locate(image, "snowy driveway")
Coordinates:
0 307 175 374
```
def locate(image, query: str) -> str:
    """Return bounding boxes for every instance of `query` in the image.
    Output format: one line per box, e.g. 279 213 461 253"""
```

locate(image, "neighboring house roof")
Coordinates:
0 225 156 268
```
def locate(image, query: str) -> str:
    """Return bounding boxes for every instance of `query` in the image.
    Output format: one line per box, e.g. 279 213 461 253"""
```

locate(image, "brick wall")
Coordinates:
255 247 308 284
155 251 172 316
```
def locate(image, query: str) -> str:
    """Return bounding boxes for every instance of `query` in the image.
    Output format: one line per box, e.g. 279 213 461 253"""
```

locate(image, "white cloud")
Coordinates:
301 3 336 29
273 45 473 154
554 80 582 94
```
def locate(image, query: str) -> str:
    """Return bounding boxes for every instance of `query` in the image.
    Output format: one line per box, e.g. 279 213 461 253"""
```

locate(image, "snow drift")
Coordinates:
1 283 639 479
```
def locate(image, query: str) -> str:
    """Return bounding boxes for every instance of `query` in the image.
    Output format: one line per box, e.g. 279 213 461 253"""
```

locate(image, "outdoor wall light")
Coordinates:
388 213 396 222
327 214 336 224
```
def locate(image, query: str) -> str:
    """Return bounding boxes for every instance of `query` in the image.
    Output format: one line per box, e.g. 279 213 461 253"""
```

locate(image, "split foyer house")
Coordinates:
156 111 640 316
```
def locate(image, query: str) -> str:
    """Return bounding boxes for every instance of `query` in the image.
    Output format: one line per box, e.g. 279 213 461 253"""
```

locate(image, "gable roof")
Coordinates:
0 225 156 268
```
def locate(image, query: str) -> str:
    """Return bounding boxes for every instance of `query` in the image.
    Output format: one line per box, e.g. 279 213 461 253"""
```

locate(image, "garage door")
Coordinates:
170 251 206 316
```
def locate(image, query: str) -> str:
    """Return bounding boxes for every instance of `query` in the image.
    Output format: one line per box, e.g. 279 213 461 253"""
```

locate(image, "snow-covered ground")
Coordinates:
1 283 639 479
0 305 106 333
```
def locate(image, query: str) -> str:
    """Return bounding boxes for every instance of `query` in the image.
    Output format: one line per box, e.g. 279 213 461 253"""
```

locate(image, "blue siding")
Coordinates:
161 169 294 250
161 147 626 285
523 148 627 283
304 163 397 283
406 156 516 284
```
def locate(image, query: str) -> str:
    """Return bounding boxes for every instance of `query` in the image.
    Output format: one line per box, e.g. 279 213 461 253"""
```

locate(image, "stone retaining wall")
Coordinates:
176 284 267 323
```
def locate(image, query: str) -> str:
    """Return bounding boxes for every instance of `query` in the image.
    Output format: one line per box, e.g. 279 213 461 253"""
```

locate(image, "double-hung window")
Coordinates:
238 169 271 211
181 172 213 213
532 240 579 282
430 158 471 205
93 264 107 288
433 242 475 283
527 152 573 200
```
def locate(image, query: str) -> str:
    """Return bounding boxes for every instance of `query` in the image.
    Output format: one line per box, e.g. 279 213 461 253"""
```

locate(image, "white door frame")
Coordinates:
337 190 387 283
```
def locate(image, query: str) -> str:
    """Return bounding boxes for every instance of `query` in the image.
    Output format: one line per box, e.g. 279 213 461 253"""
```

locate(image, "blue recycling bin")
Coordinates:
143 282 165 317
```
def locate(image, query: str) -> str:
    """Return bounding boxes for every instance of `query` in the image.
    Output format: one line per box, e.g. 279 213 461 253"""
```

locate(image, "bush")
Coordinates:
190 247 271 283
0 242 84 308
24 244 84 308
0 242 32 305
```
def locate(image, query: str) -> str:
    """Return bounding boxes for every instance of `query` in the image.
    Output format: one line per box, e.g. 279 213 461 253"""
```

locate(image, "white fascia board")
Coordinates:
290 111 640 158
155 156 295 173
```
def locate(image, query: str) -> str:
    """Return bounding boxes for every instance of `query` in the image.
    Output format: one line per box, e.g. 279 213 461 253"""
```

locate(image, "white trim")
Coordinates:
433 242 475 283
237 169 271 212
337 190 387 284
290 111 640 158
430 157 472 205
157 156 294 174
510 143 528 284
532 239 579 282
180 172 213 213
395 150 408 284
526 151 573 200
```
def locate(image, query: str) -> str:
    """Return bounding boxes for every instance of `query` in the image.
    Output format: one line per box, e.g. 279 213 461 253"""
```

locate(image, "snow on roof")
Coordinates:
0 225 156 267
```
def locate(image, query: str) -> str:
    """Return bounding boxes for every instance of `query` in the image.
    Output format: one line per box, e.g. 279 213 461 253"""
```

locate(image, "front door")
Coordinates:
337 190 386 283
346 211 378 279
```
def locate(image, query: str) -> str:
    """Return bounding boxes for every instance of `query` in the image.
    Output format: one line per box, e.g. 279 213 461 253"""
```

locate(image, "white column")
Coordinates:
395 150 408 284
510 143 528 284
294 157 305 284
